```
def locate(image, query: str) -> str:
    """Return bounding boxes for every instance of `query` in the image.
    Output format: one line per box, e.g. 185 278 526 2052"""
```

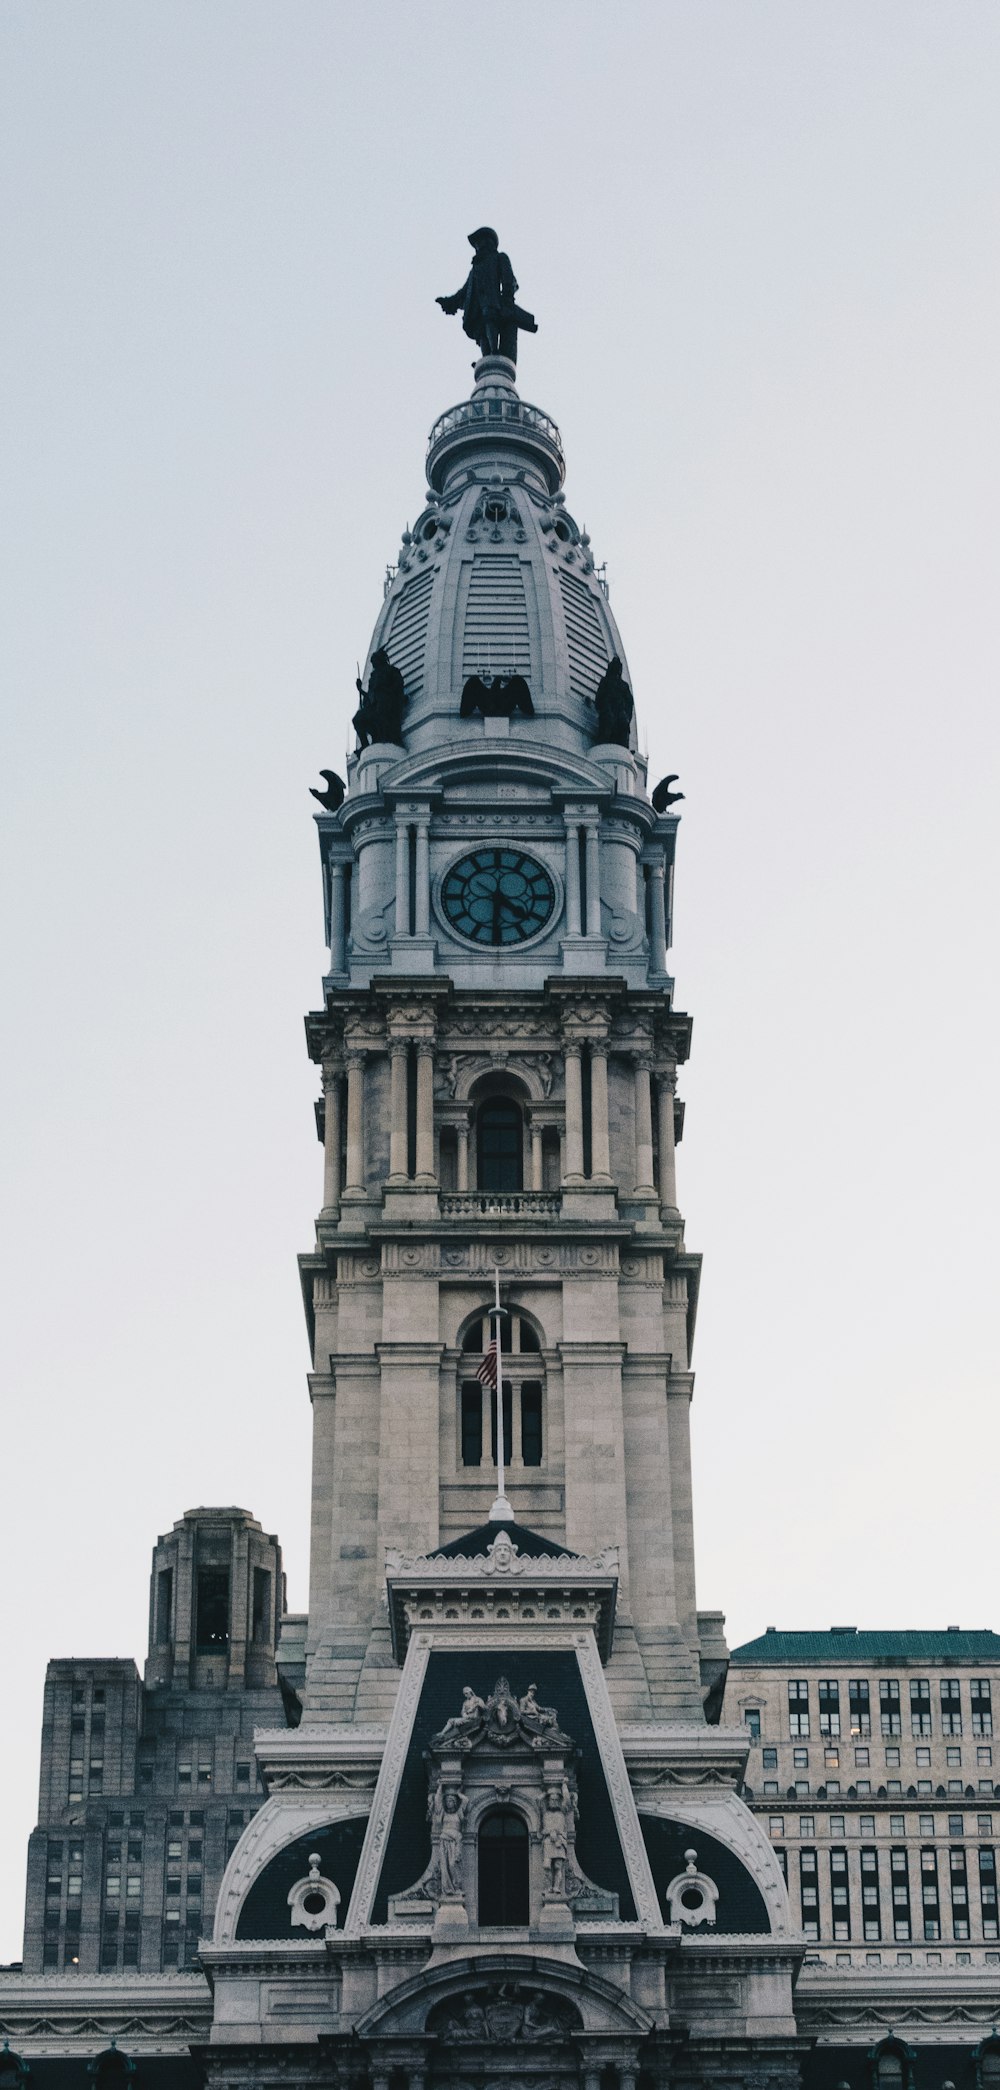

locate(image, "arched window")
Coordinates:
871 2041 911 2090
457 1312 545 1470
477 1101 523 1191
477 1808 529 1926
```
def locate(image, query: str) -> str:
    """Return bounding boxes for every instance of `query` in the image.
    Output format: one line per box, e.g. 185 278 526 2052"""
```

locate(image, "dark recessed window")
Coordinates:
156 1568 173 1646
195 1568 230 1651
461 1382 483 1467
520 1383 543 1466
252 1567 272 1645
478 1808 529 1926
477 1102 523 1192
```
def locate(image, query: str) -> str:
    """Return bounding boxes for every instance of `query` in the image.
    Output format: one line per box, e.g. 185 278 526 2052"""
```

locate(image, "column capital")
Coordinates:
320 1059 343 1092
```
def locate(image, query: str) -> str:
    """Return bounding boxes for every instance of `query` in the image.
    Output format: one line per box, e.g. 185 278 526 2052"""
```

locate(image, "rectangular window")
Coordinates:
788 1681 810 1737
890 1815 905 1835
860 1847 880 1936
948 1813 964 1836
978 1815 994 1835
916 1746 931 1766
156 1567 173 1646
762 1747 778 1770
889 1846 910 1938
947 1748 962 1767
850 1679 872 1737
793 1747 809 1768
920 1846 940 1938
855 1746 870 1766
819 1680 841 1736
460 1381 483 1466
825 1748 840 1769
195 1567 230 1651
830 1847 850 1936
489 1380 514 1466
799 1848 819 1938
978 1747 994 1765
744 1708 761 1742
941 1679 963 1736
885 1747 900 1767
251 1567 272 1644
910 1678 932 1737
235 1762 251 1786
971 1679 993 1736
520 1382 543 1466
830 1814 846 1835
880 1679 901 1736
860 1815 876 1836
979 1847 998 1939
769 1816 785 1838
799 1815 815 1836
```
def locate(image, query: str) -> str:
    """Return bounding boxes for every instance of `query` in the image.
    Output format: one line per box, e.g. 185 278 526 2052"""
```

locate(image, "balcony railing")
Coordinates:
439 1192 561 1219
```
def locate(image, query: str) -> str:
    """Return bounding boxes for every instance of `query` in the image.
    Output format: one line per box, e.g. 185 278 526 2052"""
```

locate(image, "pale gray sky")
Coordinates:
2 2 998 1955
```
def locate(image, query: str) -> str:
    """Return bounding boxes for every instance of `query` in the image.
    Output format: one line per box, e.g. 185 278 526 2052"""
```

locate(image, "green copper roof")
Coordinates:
730 1629 1000 1666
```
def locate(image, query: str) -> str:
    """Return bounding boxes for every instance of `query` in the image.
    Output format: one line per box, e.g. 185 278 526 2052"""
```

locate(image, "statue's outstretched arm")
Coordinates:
437 288 465 315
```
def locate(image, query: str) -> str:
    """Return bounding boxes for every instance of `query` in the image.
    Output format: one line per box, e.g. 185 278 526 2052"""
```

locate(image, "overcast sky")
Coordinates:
2 3 999 1957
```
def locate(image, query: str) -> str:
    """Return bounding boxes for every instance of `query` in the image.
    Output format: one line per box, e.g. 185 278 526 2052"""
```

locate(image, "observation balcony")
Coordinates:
426 367 565 496
439 1192 561 1220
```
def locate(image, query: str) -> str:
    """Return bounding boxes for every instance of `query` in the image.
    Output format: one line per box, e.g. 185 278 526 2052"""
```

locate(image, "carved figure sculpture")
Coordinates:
460 673 535 720
309 768 346 811
437 227 538 365
436 1787 468 1898
542 1785 570 1900
652 772 685 812
430 1676 571 1752
352 649 406 748
591 655 634 748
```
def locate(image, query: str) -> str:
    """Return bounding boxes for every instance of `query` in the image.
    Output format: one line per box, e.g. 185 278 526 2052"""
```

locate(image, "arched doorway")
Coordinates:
477 1807 529 1925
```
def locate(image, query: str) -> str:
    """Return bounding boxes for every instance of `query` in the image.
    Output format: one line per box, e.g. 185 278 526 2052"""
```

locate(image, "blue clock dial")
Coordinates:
441 849 556 946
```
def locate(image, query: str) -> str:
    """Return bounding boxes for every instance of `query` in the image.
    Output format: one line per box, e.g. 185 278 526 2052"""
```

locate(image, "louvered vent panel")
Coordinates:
384 569 435 696
461 556 531 679
558 571 611 698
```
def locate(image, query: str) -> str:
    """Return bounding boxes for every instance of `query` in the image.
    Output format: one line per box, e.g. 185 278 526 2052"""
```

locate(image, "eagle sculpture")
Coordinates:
460 673 535 720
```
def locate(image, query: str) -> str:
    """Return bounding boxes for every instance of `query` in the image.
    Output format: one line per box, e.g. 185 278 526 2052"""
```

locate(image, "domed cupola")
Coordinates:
356 355 634 767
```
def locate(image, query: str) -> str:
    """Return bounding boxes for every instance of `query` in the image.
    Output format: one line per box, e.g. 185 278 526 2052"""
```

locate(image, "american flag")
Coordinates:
475 1340 498 1390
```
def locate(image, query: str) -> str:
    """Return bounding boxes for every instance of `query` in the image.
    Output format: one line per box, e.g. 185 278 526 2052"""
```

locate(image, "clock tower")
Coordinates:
200 333 800 2087
300 347 703 1728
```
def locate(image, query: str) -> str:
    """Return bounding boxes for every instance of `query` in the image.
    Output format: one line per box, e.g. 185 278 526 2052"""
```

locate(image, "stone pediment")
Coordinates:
385 1529 619 1661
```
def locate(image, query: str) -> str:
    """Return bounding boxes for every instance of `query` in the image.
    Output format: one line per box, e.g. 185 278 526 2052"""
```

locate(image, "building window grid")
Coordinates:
889 1846 911 1941
910 1678 932 1738
799 1847 819 1940
941 1678 964 1738
979 1846 998 1939
850 1680 872 1737
788 1680 810 1738
818 1680 841 1738
920 1845 941 1941
830 1846 851 1940
880 1679 901 1737
860 1846 882 1942
971 1679 993 1737
950 1845 970 1939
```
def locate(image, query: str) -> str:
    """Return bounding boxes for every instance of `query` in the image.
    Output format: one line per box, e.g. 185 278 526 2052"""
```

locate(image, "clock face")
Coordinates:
441 848 556 947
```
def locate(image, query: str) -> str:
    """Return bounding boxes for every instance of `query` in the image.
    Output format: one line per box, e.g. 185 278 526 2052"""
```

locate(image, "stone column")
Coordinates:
564 820 582 936
633 1056 655 1193
530 1120 544 1192
589 1046 612 1181
648 856 667 972
414 816 430 936
344 1053 366 1192
657 1068 678 1208
415 1041 435 1180
388 1040 409 1182
395 820 410 938
564 1047 585 1181
585 819 602 937
321 1063 342 1213
456 1118 469 1192
328 862 346 972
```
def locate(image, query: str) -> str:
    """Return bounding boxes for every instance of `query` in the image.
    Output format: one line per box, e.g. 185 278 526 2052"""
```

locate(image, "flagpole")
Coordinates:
488 1265 512 1522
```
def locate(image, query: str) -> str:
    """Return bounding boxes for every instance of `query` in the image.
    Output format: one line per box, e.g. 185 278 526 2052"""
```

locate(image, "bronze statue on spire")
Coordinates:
437 228 538 365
